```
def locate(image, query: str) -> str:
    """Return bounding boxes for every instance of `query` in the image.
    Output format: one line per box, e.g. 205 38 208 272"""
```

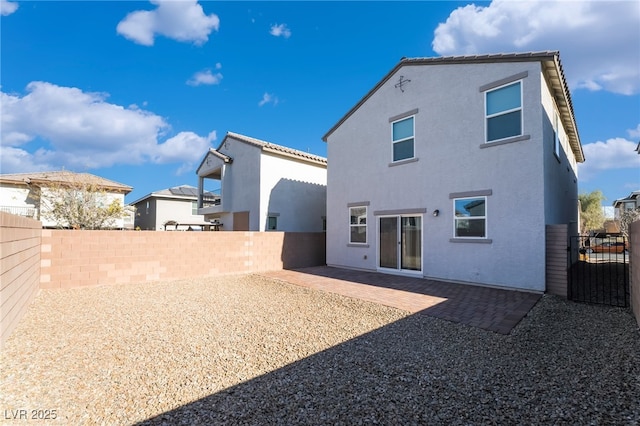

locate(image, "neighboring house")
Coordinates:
129 185 218 231
196 132 327 232
613 190 640 219
0 171 132 228
322 51 584 292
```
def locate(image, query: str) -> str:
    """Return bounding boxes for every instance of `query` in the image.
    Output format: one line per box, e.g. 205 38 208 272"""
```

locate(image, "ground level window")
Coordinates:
349 206 367 243
454 197 486 238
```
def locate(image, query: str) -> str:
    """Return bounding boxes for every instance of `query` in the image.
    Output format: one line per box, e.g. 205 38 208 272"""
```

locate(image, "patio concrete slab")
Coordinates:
262 266 542 334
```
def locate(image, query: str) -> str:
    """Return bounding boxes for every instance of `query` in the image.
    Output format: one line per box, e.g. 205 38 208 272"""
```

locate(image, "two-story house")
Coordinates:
129 185 218 231
196 132 327 232
613 190 640 219
0 171 132 229
322 51 584 292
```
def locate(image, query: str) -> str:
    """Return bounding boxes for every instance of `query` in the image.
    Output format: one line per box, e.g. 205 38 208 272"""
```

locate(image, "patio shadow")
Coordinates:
136 312 499 425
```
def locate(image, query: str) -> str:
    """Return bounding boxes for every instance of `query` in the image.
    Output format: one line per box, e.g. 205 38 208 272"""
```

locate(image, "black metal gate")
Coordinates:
568 235 629 307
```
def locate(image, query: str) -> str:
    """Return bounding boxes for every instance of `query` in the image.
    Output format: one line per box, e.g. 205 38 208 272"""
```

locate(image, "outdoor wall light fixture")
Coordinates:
433 209 440 217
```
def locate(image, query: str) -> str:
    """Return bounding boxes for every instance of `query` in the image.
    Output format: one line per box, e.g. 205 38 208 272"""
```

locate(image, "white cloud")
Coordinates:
578 137 640 181
269 23 291 39
187 68 223 86
432 0 640 95
117 0 219 46
0 82 215 174
628 124 640 139
153 130 216 165
0 147 53 173
258 92 279 107
0 0 18 16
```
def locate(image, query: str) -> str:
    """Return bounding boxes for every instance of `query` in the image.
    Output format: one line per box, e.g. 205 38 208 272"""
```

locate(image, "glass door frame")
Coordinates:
377 214 423 275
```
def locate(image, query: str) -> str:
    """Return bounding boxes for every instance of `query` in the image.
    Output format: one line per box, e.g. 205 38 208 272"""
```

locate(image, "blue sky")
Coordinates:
1 0 639 208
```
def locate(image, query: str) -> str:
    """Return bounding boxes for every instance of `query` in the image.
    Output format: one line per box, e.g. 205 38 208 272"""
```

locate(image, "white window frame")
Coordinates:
453 196 488 239
391 115 415 162
349 206 368 244
485 81 523 143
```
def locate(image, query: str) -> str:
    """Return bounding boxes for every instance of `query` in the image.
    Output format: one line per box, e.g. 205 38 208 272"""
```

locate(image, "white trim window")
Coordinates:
349 206 367 244
485 81 522 142
391 116 415 162
453 196 487 238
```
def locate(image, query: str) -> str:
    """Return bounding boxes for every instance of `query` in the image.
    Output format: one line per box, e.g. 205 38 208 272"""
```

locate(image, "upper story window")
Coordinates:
486 81 522 142
453 196 487 238
349 206 367 244
191 201 198 215
392 116 414 162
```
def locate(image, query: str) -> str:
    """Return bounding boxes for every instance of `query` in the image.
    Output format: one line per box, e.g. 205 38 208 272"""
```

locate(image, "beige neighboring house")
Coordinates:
130 185 219 231
0 171 132 228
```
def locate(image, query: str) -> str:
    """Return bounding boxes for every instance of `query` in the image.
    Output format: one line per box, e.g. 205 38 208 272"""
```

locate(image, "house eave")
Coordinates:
0 172 132 194
196 148 233 175
222 131 327 167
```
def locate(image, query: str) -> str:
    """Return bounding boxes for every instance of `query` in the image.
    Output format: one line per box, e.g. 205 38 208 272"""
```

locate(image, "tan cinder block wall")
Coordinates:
40 231 326 289
1 212 41 348
546 224 567 297
630 220 640 327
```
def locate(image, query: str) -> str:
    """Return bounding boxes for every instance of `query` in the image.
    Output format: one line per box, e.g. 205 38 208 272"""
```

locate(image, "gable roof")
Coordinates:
223 132 327 166
322 51 584 163
0 171 132 193
613 190 640 207
196 131 327 174
129 185 217 206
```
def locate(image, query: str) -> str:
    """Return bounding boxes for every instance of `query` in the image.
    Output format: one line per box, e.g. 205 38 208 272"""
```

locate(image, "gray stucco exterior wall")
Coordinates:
326 60 579 292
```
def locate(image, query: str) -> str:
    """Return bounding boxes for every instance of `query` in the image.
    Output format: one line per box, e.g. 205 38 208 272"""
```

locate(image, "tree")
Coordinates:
40 175 126 230
578 190 605 235
619 207 640 239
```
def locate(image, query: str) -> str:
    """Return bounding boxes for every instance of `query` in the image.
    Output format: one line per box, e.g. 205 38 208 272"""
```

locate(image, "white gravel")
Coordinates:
1 274 639 425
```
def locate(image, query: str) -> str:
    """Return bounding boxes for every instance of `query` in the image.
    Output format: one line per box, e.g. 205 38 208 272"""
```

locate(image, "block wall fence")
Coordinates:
545 225 568 297
39 230 326 290
1 212 41 349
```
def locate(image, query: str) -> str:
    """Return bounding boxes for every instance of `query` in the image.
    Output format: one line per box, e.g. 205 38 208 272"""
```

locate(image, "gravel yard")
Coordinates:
1 274 639 425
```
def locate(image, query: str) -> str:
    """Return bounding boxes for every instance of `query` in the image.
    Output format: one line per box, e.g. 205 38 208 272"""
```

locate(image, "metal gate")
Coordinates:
568 235 629 307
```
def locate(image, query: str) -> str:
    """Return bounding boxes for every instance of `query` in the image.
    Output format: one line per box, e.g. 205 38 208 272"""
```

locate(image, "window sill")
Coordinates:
480 135 530 149
347 243 370 248
449 238 493 244
389 157 419 167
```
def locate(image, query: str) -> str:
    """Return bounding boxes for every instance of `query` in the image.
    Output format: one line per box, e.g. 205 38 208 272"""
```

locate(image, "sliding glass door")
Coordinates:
379 216 422 272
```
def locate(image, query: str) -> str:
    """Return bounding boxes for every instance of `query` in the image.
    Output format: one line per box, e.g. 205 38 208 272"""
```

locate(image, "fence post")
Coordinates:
546 224 568 297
